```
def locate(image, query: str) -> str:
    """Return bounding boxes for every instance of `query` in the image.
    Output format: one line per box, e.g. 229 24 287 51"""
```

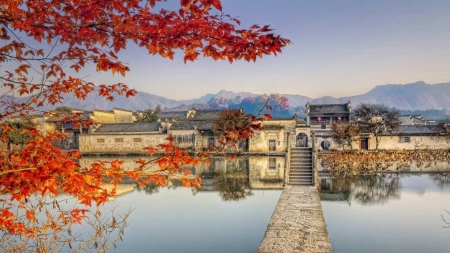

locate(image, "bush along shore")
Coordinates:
320 149 450 177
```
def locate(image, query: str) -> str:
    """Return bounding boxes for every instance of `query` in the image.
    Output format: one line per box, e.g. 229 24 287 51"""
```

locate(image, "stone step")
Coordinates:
289 181 313 185
291 154 311 157
290 174 313 178
290 172 313 176
290 162 312 165
289 178 313 182
290 156 312 160
290 163 312 167
290 166 312 169
289 182 313 186
290 158 312 162
290 167 312 170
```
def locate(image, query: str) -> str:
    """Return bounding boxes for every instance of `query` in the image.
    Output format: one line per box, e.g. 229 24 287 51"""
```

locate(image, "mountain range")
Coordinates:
6 81 450 112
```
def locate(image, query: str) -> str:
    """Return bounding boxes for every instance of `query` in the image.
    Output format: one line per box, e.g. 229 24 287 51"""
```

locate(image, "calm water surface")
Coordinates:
320 174 450 253
78 156 285 253
79 155 450 253
99 188 281 253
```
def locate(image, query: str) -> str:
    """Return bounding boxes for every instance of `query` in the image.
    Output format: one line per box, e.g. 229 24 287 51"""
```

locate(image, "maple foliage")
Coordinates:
212 109 262 149
0 0 290 251
0 0 290 121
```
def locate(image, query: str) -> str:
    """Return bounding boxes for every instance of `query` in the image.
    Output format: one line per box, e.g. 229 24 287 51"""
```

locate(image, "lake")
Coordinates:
78 155 285 253
320 173 450 253
77 156 450 252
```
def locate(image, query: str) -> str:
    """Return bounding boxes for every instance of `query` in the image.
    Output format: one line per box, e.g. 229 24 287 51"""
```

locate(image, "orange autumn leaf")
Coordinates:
0 0 289 250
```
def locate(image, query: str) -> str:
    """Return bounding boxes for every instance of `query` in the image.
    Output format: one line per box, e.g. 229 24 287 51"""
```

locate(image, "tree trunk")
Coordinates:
375 136 380 150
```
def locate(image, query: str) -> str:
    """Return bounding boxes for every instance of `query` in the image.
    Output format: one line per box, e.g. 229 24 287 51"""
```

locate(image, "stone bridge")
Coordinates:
256 186 331 253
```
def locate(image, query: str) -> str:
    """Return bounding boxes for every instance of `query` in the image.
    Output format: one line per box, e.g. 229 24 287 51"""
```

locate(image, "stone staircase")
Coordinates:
289 147 313 185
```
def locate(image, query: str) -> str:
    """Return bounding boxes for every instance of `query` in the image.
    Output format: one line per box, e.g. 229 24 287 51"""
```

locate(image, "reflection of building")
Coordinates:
81 155 285 190
319 174 401 205
100 183 136 200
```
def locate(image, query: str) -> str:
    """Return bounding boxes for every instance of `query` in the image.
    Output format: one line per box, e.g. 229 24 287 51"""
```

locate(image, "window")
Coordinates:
399 136 411 143
321 123 326 129
115 138 123 143
269 140 276 151
269 157 276 170
133 138 142 143
97 138 105 143
208 136 215 149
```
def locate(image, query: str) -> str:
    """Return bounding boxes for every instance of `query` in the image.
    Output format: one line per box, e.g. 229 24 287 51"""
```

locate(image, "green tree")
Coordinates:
6 121 35 149
54 106 73 113
135 109 158 123
354 104 400 150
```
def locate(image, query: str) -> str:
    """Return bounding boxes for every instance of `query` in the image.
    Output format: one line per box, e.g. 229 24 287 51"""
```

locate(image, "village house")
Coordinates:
76 102 450 154
79 108 310 154
305 101 352 151
4 107 135 150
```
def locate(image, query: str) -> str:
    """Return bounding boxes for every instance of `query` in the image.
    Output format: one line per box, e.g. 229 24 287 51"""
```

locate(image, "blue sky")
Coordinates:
79 0 450 100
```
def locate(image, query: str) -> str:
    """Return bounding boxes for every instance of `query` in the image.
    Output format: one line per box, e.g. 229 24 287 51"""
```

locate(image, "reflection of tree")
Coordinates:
213 169 253 202
349 174 400 205
136 179 200 196
136 182 161 195
320 174 401 205
429 173 450 189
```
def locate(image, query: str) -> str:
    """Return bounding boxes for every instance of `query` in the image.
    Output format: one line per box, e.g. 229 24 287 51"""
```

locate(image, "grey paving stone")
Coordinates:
256 186 332 253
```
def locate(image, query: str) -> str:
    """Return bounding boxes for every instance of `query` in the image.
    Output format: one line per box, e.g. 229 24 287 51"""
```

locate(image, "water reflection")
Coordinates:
320 174 401 205
321 174 450 253
429 173 450 188
83 155 285 201
212 169 253 201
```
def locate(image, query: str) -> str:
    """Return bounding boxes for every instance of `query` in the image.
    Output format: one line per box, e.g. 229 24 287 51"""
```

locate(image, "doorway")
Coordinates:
296 133 308 147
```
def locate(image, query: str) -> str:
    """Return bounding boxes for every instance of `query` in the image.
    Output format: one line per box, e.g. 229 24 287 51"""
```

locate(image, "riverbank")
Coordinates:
319 149 450 176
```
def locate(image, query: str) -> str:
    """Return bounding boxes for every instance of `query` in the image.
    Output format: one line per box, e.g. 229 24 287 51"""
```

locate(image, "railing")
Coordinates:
310 119 349 126
310 120 330 125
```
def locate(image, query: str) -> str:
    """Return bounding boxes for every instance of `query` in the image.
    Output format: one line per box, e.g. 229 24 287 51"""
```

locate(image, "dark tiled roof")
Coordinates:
158 111 188 119
310 104 349 114
381 125 437 136
263 125 284 130
191 110 222 120
295 118 306 124
269 117 296 121
95 122 160 133
170 121 212 131
45 112 91 122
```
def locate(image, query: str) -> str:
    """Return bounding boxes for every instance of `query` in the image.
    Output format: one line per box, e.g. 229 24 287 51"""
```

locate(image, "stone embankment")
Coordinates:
256 186 331 253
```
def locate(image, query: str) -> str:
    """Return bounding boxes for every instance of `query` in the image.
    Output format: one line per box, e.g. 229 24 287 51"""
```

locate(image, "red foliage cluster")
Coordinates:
0 0 289 243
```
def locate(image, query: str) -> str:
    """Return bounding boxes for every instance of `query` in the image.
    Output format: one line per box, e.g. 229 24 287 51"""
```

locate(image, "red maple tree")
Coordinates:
0 0 290 251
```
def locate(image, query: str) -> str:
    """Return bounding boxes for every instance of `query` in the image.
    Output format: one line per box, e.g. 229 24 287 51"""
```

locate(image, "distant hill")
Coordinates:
312 81 450 110
4 81 450 112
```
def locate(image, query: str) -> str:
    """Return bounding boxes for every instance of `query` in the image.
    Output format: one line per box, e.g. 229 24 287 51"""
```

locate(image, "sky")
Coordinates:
8 0 450 100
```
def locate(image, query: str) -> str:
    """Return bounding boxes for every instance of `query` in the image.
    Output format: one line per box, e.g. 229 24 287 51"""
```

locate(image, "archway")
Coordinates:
296 133 308 147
